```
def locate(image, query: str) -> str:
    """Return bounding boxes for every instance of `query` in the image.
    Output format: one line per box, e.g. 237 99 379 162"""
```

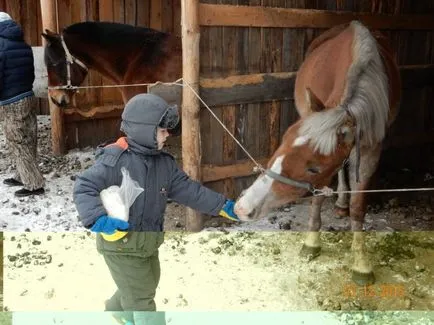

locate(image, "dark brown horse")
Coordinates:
42 21 182 109
235 21 401 285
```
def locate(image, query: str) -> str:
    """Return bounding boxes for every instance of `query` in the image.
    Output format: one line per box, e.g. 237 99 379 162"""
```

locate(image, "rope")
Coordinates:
313 186 434 197
48 81 167 90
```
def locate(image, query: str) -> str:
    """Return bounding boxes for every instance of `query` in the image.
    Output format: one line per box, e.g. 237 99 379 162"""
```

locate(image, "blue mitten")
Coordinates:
219 200 240 222
90 215 129 235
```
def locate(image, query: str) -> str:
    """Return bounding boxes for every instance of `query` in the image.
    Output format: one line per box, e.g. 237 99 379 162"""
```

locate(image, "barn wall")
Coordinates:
0 0 181 148
0 0 433 199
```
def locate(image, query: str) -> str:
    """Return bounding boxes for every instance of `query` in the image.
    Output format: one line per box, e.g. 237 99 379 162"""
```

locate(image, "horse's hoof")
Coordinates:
299 244 321 261
335 206 349 218
352 270 375 285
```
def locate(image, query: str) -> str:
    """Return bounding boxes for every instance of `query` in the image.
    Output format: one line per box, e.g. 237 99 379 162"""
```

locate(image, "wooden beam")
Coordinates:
199 4 434 30
40 0 65 155
202 158 269 183
63 105 124 123
181 0 203 231
59 64 433 123
200 72 296 106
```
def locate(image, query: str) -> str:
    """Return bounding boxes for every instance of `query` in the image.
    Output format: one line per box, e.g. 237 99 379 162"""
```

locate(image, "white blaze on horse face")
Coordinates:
293 135 310 147
235 155 285 219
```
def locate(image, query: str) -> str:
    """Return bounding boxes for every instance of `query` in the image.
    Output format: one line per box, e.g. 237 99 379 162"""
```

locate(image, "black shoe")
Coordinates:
3 178 23 187
14 187 45 197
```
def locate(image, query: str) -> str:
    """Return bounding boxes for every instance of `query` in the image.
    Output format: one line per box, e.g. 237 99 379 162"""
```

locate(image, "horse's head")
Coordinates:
235 108 356 221
42 29 88 107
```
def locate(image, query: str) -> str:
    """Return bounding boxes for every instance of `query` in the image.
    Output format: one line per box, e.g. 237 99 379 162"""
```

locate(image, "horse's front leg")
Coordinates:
335 168 350 217
349 145 381 285
300 195 325 260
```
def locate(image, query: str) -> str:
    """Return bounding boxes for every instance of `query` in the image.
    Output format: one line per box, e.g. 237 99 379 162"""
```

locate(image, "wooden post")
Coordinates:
40 0 66 155
181 0 203 231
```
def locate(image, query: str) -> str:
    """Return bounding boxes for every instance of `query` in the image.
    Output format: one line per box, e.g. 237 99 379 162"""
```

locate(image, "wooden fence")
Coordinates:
1 1 433 230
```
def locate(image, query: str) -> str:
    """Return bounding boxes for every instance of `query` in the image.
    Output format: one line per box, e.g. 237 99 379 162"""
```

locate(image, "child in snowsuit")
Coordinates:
73 93 239 325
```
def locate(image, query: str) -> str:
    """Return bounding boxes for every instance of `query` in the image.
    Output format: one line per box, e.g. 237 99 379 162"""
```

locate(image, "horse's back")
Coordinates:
295 23 356 115
295 21 400 124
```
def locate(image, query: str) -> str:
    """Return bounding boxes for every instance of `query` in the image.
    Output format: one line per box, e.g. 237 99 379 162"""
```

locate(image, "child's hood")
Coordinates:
120 94 176 150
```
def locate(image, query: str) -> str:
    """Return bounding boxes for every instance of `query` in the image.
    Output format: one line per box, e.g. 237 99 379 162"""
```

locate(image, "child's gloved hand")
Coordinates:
90 215 129 234
219 200 240 222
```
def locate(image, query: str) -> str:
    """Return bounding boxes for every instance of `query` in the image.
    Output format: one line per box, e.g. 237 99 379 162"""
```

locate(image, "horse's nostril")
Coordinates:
247 208 256 219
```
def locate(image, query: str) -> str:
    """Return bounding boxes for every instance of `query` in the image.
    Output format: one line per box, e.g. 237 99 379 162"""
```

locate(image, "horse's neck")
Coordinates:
65 35 130 83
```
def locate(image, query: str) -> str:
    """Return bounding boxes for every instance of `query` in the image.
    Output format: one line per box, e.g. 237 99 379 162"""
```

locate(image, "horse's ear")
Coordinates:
338 125 355 146
42 33 54 44
305 88 325 112
44 29 58 36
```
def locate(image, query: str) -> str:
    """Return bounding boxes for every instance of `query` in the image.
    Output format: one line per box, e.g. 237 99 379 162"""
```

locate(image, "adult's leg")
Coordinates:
2 96 44 190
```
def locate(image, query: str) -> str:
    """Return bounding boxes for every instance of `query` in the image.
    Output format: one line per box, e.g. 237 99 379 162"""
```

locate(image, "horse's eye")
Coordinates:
307 166 320 174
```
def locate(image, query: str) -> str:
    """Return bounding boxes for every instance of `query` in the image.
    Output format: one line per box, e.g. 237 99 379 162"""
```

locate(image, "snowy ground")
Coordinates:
0 116 433 232
9 311 434 325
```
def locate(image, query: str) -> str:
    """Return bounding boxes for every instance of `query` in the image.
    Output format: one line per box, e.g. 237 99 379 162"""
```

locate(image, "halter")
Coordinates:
264 156 351 195
59 35 88 89
264 169 314 192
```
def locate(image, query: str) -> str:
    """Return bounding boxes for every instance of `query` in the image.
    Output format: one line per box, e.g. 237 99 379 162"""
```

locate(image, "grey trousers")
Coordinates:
0 95 44 190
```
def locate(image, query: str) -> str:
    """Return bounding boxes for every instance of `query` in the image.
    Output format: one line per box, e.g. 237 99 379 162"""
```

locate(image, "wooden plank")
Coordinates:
113 0 125 23
6 0 21 25
57 0 72 30
136 0 150 27
202 158 268 182
199 4 434 30
142 64 434 110
201 72 296 106
220 0 240 200
99 0 114 21
150 0 162 30
63 105 124 122
124 0 136 25
173 0 182 35
161 0 173 32
66 118 122 149
70 0 82 23
181 0 202 231
40 0 65 155
148 81 183 106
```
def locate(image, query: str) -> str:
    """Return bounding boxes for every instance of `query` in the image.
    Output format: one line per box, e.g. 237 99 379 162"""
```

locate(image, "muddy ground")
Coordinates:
3 231 433 313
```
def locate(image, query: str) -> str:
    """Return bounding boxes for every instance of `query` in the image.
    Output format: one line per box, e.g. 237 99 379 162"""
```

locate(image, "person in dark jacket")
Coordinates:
73 93 239 325
0 12 44 197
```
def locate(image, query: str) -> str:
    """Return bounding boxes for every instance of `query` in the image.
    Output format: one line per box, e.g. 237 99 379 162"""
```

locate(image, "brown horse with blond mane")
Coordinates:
235 21 401 285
